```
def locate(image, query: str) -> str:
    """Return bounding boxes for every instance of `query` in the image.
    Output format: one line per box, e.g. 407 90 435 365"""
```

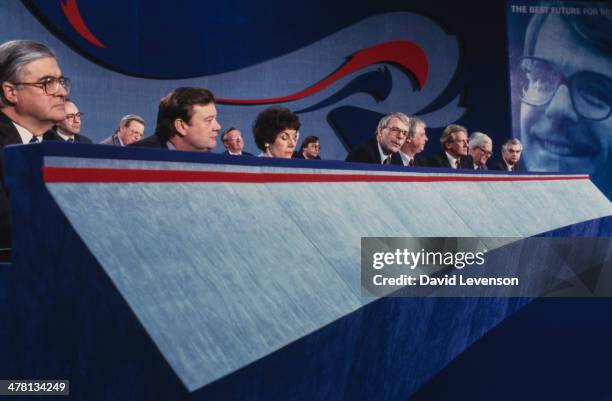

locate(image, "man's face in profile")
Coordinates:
519 15 612 192
446 130 468 158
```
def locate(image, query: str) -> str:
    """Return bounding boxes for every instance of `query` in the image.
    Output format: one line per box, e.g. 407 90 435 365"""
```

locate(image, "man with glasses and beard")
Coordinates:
345 112 408 165
516 6 611 198
0 40 70 259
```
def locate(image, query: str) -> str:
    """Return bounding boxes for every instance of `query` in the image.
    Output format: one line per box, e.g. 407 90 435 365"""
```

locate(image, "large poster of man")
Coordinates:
507 1 612 200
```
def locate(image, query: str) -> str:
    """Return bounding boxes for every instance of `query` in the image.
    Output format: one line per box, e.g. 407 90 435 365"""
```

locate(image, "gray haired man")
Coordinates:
100 114 145 146
0 40 70 258
468 131 493 170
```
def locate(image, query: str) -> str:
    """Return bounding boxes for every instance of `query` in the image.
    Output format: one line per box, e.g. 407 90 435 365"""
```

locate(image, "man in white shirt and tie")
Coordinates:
399 116 428 167
0 39 70 259
45 99 93 144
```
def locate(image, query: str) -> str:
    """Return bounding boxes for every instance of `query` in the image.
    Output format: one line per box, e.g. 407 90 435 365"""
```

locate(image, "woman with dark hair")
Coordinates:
253 106 300 158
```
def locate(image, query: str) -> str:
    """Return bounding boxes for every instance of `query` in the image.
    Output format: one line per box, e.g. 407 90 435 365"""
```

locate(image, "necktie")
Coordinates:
383 156 392 165
67 138 74 143
408 158 414 167
29 136 38 144
455 158 460 168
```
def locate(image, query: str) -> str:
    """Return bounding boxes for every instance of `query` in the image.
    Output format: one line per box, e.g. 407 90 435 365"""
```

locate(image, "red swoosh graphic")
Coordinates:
60 0 106 48
217 40 428 105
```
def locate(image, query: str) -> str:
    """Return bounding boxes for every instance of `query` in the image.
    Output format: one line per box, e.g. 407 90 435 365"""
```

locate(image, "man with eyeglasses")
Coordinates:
428 124 474 169
100 114 145 146
0 40 69 260
491 138 523 172
221 127 253 156
399 116 428 167
44 99 92 143
517 10 611 198
345 112 408 165
468 131 493 170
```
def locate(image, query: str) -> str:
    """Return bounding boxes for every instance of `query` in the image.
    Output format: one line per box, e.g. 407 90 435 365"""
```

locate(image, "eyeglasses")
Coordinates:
475 146 492 157
518 57 611 121
385 126 408 138
66 112 84 121
12 76 71 95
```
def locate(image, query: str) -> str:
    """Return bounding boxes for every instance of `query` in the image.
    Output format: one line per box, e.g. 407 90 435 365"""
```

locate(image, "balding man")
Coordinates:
222 127 252 156
44 98 92 143
0 40 70 258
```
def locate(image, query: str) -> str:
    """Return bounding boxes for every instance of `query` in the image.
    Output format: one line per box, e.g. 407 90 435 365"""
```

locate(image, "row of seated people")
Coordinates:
47 91 521 172
0 39 521 258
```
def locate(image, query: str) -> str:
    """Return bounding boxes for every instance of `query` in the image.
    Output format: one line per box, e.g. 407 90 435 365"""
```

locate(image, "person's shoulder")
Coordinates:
345 137 378 163
130 134 167 148
489 160 506 171
99 134 117 145
43 130 62 141
75 134 93 144
427 151 447 167
0 113 22 146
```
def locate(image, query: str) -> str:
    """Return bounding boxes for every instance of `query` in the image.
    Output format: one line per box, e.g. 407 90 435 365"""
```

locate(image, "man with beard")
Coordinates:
345 112 408 165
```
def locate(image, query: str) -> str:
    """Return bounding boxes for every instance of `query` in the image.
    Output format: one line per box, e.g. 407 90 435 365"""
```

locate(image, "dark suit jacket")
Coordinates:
130 134 169 148
100 133 122 146
0 111 25 253
224 150 254 156
490 160 523 172
292 151 320 160
401 153 427 167
428 151 474 169
345 137 403 165
43 130 93 144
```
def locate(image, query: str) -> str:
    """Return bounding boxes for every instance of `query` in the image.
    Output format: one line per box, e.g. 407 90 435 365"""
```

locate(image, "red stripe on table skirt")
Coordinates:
42 166 589 183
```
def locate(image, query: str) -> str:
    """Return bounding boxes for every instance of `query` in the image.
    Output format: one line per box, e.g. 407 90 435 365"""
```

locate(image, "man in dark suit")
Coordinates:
491 138 523 172
44 99 92 143
399 116 428 167
131 87 221 151
221 127 253 156
100 114 145 146
468 131 493 170
293 136 321 160
0 40 70 259
345 112 408 165
428 124 474 169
